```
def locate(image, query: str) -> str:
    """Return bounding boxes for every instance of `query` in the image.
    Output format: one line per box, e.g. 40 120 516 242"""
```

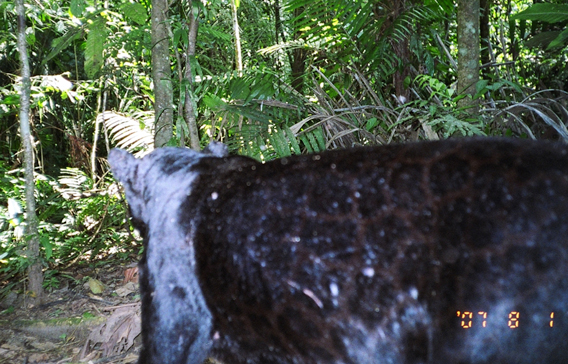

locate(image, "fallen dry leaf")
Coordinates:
81 304 141 359
88 278 105 294
115 282 138 297
123 267 139 284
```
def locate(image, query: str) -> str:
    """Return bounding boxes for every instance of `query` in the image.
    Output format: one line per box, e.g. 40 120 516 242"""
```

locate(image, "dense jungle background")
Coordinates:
1 0 568 362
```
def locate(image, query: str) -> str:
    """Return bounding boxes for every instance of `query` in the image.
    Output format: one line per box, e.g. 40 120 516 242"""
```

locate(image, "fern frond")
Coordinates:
85 17 107 78
101 111 154 156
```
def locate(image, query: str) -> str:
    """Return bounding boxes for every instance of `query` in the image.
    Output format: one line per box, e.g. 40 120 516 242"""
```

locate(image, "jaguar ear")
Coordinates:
203 141 228 157
108 148 137 185
108 148 146 221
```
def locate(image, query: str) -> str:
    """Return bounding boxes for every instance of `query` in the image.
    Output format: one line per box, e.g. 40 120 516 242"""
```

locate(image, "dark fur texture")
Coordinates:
108 138 568 364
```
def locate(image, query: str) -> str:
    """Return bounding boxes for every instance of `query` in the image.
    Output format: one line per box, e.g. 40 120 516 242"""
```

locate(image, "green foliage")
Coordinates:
121 2 148 26
285 0 442 80
2 0 568 297
84 17 107 78
415 74 456 103
428 115 485 138
70 0 86 17
513 3 568 24
1 0 155 177
513 3 568 50
0 160 133 292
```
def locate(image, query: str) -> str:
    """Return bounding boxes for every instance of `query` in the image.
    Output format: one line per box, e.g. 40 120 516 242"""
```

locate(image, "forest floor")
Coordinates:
0 259 141 364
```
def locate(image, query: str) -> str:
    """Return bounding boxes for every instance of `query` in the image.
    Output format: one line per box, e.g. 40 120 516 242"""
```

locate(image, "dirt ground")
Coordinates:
0 260 141 364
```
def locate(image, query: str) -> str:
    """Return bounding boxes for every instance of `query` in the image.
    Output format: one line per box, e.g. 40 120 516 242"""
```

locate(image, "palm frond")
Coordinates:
100 111 154 156
285 0 439 79
488 91 568 142
56 168 91 200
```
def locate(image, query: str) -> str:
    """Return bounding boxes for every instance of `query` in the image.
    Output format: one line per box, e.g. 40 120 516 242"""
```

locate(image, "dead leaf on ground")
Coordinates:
115 282 138 297
123 267 139 284
87 277 105 294
81 304 141 360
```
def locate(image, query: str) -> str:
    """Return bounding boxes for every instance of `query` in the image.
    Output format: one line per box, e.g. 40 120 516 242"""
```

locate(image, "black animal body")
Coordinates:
108 138 568 364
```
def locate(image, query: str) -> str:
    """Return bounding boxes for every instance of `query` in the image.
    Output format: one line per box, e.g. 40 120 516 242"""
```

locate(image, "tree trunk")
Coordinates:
231 0 243 76
480 0 493 78
184 3 201 150
274 0 281 44
457 0 480 116
291 7 306 93
91 82 107 184
391 0 411 103
152 0 174 147
16 0 43 305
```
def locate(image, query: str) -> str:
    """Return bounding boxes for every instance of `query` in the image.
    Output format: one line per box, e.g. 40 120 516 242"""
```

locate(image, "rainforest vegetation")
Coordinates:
0 0 567 352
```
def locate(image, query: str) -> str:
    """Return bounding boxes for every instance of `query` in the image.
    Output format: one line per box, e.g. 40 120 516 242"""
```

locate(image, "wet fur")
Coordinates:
109 138 568 364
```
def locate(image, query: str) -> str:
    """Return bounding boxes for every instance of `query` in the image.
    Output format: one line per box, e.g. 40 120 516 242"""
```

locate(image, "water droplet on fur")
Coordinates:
330 282 339 297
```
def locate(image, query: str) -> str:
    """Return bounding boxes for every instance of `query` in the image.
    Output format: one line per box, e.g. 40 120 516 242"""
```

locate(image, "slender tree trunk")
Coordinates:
152 0 174 147
480 0 493 78
457 0 481 116
291 7 306 93
274 0 293 70
230 0 243 76
391 0 411 102
91 108 101 182
91 81 107 184
274 0 281 44
16 0 43 305
184 3 201 150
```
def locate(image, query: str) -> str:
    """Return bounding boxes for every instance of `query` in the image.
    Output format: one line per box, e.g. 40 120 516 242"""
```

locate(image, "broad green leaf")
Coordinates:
548 28 568 50
45 29 82 65
70 0 86 17
512 4 568 23
121 2 148 26
40 235 52 260
200 24 232 42
43 12 101 66
476 79 489 93
188 56 203 82
525 31 562 48
85 17 107 78
230 78 251 101
501 80 523 93
365 117 378 131
203 94 226 109
1 94 20 105
173 27 189 48
231 106 271 123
